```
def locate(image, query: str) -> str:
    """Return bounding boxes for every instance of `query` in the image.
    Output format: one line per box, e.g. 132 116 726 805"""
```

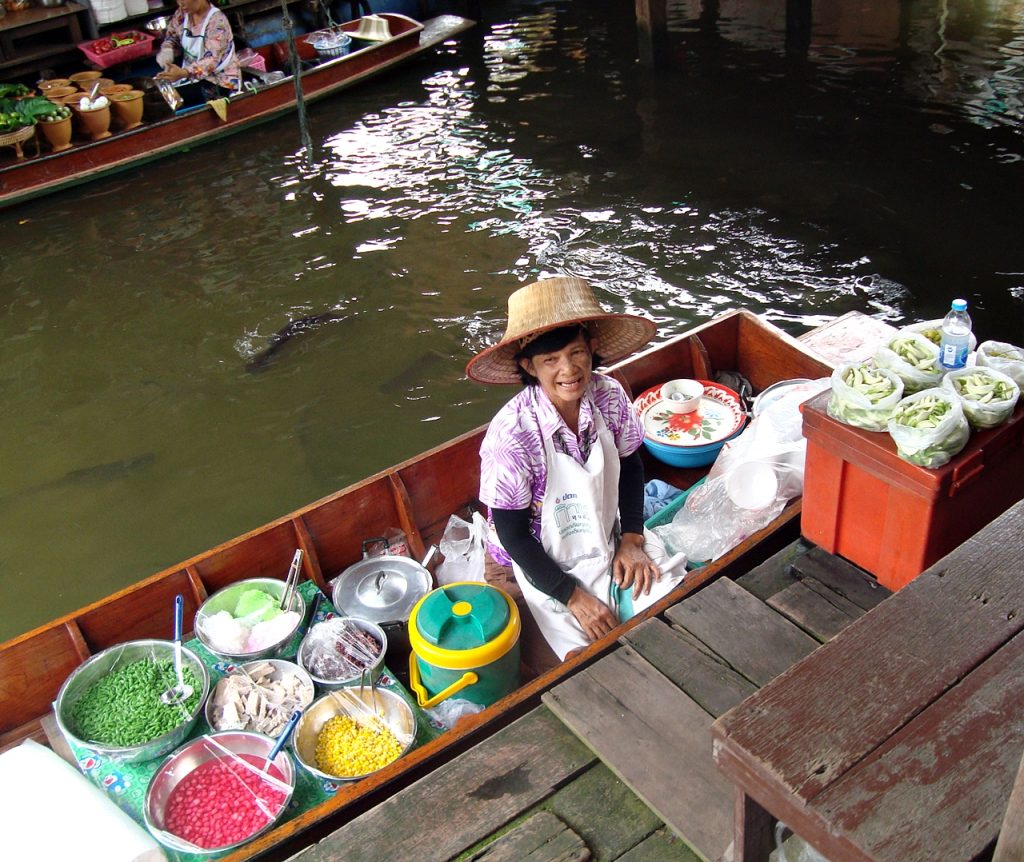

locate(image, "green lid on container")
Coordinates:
414 583 510 652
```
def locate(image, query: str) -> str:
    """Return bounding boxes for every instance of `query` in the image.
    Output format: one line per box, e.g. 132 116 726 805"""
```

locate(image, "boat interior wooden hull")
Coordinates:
0 309 833 860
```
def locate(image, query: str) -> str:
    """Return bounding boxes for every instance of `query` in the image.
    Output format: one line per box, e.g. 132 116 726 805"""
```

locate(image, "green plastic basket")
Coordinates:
644 477 707 568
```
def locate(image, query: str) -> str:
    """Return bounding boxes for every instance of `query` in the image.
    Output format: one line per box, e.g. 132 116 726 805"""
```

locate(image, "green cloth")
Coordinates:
62 579 445 861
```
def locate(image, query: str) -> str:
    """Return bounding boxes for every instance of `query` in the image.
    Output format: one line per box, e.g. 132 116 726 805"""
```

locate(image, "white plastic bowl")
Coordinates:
660 378 704 414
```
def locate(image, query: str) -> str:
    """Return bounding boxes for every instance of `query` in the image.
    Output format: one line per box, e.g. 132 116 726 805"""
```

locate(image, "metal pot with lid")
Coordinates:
330 547 434 675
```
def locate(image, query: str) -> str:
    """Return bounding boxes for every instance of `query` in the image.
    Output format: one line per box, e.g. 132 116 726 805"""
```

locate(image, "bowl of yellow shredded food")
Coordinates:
291 686 416 782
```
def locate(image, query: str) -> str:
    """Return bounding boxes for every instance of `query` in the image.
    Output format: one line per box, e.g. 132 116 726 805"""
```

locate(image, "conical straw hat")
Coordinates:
466 277 657 384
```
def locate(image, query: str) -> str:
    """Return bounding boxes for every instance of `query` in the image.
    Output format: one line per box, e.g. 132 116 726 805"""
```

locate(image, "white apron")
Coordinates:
180 7 236 83
511 406 687 660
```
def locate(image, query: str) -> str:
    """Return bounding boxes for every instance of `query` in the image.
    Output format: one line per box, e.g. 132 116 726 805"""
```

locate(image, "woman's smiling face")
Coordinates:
519 332 595 416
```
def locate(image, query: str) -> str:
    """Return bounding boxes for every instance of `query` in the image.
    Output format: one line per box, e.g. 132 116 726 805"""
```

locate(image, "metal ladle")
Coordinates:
160 595 194 705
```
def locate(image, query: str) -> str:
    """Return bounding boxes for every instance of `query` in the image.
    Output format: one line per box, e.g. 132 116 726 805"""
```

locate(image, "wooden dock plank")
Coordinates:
732 540 805 602
614 828 702 862
789 545 889 611
545 762 664 861
713 502 1024 804
292 707 595 862
766 578 862 642
814 629 1024 862
665 578 819 686
466 811 590 862
622 618 756 718
543 646 733 862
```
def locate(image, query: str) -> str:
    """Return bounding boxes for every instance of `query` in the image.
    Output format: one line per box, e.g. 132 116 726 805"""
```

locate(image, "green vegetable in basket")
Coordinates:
890 393 951 429
890 335 939 371
843 365 896 401
952 371 1014 404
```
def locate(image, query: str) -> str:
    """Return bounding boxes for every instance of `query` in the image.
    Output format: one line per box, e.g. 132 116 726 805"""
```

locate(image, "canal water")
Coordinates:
1 0 1021 641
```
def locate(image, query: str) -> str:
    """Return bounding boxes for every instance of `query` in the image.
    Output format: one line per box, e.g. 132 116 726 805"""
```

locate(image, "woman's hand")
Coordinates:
155 64 189 82
566 586 618 642
613 532 661 598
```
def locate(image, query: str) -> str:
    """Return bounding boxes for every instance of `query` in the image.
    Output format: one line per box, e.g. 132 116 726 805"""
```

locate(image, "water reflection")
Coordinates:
0 0 1022 640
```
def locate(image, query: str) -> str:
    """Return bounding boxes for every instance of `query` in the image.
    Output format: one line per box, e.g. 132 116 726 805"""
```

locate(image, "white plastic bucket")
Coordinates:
123 0 148 14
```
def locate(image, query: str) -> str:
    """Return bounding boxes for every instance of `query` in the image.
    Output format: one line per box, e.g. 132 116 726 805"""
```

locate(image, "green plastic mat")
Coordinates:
61 579 445 861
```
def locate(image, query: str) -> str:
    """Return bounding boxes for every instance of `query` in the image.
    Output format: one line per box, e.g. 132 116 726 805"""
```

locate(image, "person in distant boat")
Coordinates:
467 277 688 662
155 0 240 99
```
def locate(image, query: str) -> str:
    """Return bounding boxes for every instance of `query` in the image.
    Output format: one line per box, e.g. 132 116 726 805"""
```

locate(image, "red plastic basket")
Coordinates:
79 31 156 70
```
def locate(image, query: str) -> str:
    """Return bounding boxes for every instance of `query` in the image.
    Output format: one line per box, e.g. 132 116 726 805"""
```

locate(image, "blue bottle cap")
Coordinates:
952 299 967 311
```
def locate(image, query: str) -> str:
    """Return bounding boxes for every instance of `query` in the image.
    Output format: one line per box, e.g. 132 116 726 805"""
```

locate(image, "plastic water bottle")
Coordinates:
939 298 972 370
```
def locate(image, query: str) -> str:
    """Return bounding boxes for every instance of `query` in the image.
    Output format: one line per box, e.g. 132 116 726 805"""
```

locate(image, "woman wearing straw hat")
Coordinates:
468 277 687 660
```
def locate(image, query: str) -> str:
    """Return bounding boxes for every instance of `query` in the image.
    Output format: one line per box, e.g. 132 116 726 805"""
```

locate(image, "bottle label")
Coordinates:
940 343 968 369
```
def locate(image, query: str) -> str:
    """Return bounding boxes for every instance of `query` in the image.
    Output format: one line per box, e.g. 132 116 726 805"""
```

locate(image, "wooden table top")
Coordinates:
711 496 1024 861
0 2 85 33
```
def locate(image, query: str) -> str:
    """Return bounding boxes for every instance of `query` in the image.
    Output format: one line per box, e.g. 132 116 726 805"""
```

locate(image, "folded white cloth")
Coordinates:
0 740 166 861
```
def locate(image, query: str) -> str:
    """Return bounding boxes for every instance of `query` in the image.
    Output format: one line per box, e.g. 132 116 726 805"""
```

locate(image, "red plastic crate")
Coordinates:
79 31 155 70
801 390 1024 591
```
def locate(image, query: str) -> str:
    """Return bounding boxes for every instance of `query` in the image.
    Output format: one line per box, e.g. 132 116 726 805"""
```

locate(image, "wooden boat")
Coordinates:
0 309 839 861
0 13 474 210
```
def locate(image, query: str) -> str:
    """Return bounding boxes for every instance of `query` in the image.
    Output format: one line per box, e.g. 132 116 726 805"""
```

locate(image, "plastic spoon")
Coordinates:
160 595 194 705
263 709 302 773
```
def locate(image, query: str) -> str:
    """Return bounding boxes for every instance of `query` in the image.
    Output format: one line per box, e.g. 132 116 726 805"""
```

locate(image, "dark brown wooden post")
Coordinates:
635 0 668 69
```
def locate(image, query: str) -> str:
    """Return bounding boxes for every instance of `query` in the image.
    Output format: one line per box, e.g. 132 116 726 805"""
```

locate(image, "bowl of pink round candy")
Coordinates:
143 730 295 854
194 578 306 662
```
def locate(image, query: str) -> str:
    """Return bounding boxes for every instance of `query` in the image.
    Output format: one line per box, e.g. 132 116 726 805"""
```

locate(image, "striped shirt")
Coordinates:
479 372 644 562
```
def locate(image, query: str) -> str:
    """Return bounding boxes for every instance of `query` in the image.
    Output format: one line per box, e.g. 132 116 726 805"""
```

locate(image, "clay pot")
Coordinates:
73 102 112 141
110 90 144 130
100 83 133 98
38 115 73 152
38 78 73 92
44 86 78 100
69 71 102 87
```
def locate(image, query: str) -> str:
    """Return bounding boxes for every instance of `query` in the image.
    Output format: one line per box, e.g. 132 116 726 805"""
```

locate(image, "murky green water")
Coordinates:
1 0 1021 641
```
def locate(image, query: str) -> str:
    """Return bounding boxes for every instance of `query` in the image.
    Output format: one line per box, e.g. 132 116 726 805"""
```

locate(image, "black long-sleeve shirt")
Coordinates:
491 450 645 604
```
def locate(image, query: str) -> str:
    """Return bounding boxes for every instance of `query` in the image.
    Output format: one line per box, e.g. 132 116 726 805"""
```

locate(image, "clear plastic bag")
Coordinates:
941 366 1020 430
903 318 977 353
827 362 904 431
976 340 1024 389
654 379 829 562
887 388 970 468
874 331 944 394
436 511 488 585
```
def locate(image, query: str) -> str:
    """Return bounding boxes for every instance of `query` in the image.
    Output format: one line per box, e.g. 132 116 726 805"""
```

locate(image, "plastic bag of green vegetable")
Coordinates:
942 367 1020 430
887 388 969 469
903 318 977 352
976 340 1024 389
827 362 904 431
875 331 944 394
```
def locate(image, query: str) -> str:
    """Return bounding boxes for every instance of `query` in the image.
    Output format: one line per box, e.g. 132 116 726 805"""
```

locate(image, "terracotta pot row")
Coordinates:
36 91 146 152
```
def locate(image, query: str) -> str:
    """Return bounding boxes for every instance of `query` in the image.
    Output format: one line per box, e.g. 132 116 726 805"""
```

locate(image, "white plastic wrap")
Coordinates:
654 379 829 562
887 388 970 468
874 331 944 394
436 511 488 585
975 340 1024 389
827 362 904 431
942 366 1020 430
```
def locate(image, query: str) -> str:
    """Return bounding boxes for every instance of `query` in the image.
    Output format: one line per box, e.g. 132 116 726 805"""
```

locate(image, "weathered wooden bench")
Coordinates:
712 496 1024 861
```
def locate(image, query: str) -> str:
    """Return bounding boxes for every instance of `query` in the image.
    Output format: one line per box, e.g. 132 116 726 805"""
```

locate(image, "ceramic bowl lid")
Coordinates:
633 380 746 447
331 555 431 624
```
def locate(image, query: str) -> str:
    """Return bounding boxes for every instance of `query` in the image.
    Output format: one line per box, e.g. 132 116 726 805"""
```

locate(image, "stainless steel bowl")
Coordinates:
144 730 295 855
291 687 416 782
144 15 170 38
39 0 67 7
54 639 210 764
194 577 307 662
205 658 314 733
297 616 386 691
